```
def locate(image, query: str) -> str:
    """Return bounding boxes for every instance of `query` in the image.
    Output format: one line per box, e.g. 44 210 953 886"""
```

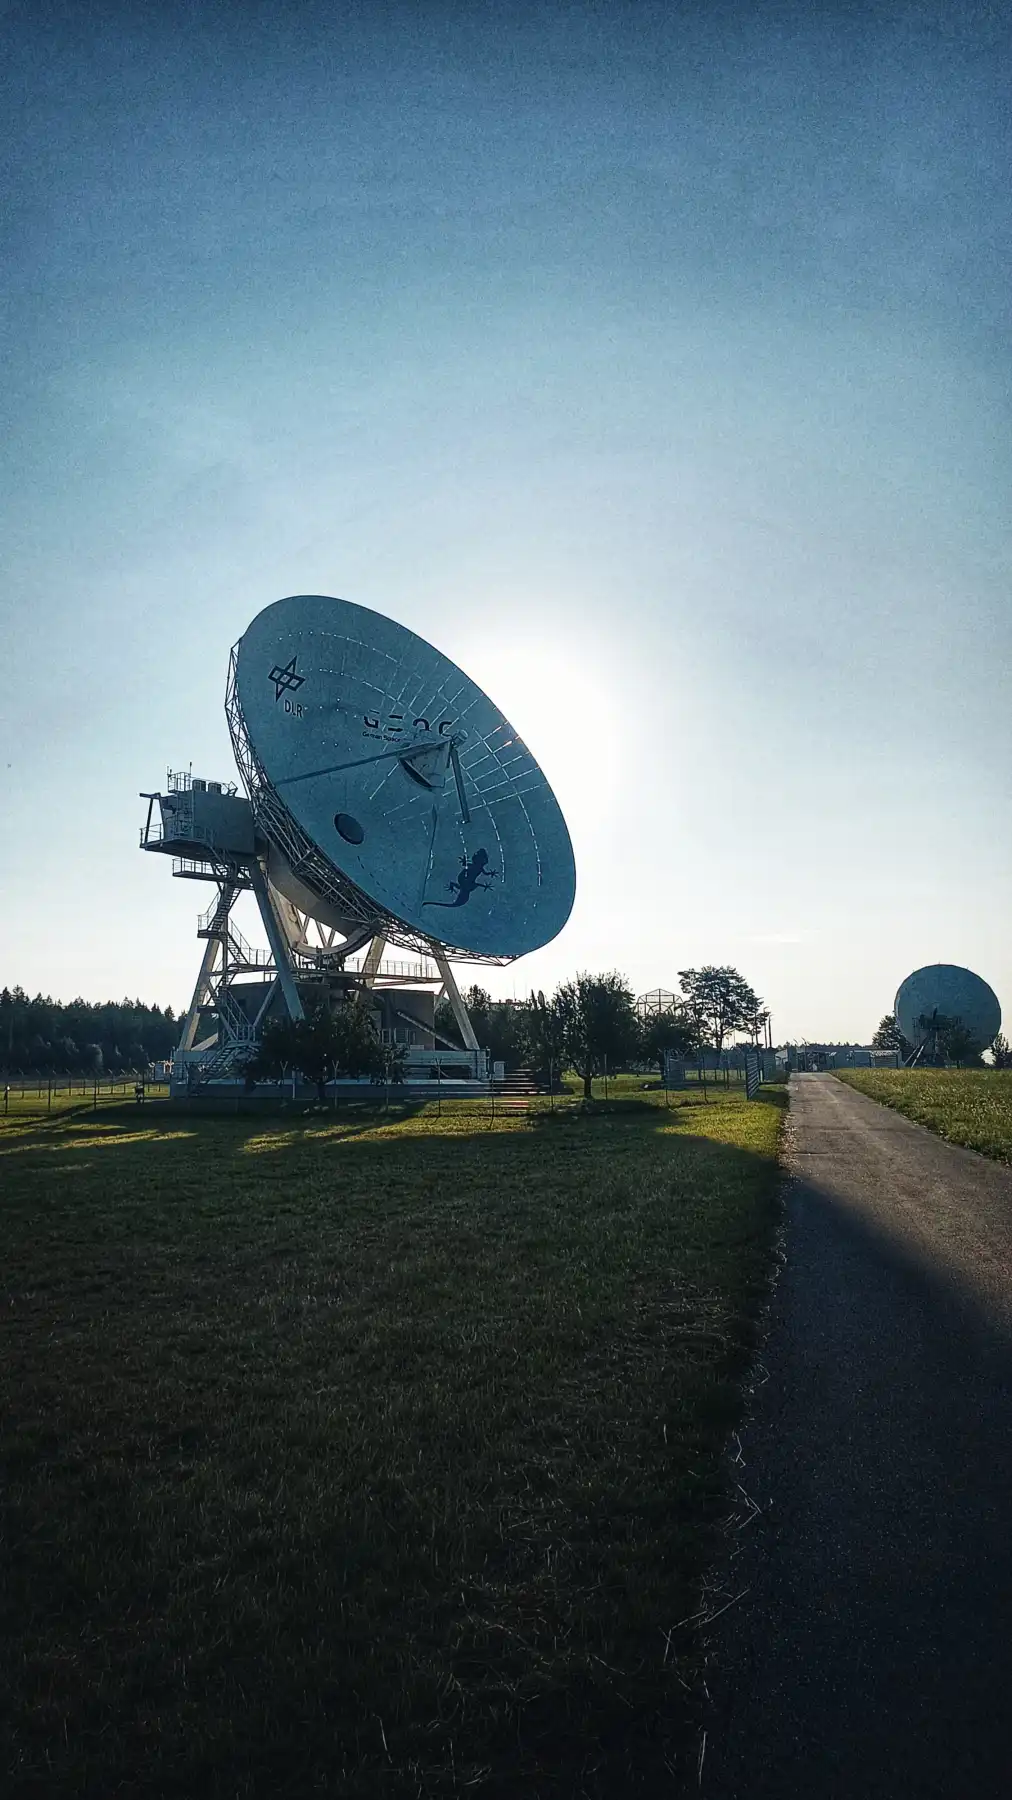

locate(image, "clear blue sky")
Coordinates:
2 0 1010 1043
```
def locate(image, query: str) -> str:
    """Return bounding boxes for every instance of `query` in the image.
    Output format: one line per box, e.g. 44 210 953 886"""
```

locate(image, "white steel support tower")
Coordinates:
140 771 486 1088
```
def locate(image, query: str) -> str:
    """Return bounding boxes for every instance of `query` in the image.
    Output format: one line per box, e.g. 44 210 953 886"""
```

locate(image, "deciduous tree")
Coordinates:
677 966 758 1058
249 1003 400 1099
641 1007 699 1078
525 990 567 1082
555 971 639 1099
936 1021 983 1069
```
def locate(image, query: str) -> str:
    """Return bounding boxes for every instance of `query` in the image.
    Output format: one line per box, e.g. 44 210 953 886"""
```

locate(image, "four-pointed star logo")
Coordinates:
268 656 305 702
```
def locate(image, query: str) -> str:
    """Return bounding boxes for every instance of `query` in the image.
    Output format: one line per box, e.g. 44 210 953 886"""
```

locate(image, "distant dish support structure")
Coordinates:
636 989 681 1019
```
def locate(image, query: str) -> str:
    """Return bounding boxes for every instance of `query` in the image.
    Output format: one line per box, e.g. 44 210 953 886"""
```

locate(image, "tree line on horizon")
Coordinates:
0 965 770 1089
8 976 1006 1083
0 987 179 1075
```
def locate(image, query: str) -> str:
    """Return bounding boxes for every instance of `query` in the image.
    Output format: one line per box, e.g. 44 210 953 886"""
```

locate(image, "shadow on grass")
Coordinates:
0 1084 775 1163
1 1089 787 1800
702 1151 1012 1799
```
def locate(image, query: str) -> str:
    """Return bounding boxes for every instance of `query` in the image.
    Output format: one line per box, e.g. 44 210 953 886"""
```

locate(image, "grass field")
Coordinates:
2 1082 170 1122
2 1081 785 1798
835 1068 1012 1164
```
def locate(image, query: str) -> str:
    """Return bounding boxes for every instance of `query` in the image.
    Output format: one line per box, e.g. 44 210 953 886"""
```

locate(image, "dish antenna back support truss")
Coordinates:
140 774 481 1082
140 594 575 1087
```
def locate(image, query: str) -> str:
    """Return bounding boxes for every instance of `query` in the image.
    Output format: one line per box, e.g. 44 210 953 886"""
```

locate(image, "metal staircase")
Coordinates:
211 985 259 1045
186 1042 250 1085
197 903 274 971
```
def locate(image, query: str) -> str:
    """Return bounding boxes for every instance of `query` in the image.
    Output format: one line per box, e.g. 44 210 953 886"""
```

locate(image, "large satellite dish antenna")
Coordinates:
140 595 577 1089
894 964 1001 1064
225 594 576 962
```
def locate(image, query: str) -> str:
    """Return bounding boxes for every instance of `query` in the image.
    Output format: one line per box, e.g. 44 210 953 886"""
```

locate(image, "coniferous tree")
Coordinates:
0 988 180 1073
872 1014 911 1058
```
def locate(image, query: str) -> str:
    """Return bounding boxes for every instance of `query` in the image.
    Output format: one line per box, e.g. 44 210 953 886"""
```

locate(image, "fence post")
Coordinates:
549 1057 554 1113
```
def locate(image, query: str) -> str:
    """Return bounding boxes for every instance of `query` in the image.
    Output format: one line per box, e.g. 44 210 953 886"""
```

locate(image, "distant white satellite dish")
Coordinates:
226 594 576 963
894 964 1001 1058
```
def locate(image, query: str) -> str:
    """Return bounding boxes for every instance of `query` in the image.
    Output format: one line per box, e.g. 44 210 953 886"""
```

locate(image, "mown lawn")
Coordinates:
835 1068 1012 1164
1 1084 785 1798
1 1082 171 1122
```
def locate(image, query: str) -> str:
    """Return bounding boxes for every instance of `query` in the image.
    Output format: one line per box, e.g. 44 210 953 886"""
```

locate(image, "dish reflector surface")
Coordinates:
894 964 1001 1052
229 595 576 960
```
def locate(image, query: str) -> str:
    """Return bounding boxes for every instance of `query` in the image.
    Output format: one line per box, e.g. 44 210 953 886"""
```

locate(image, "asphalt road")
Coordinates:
701 1073 1012 1799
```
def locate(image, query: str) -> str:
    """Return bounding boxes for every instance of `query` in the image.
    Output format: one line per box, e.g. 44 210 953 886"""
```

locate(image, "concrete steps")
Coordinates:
492 1067 542 1096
